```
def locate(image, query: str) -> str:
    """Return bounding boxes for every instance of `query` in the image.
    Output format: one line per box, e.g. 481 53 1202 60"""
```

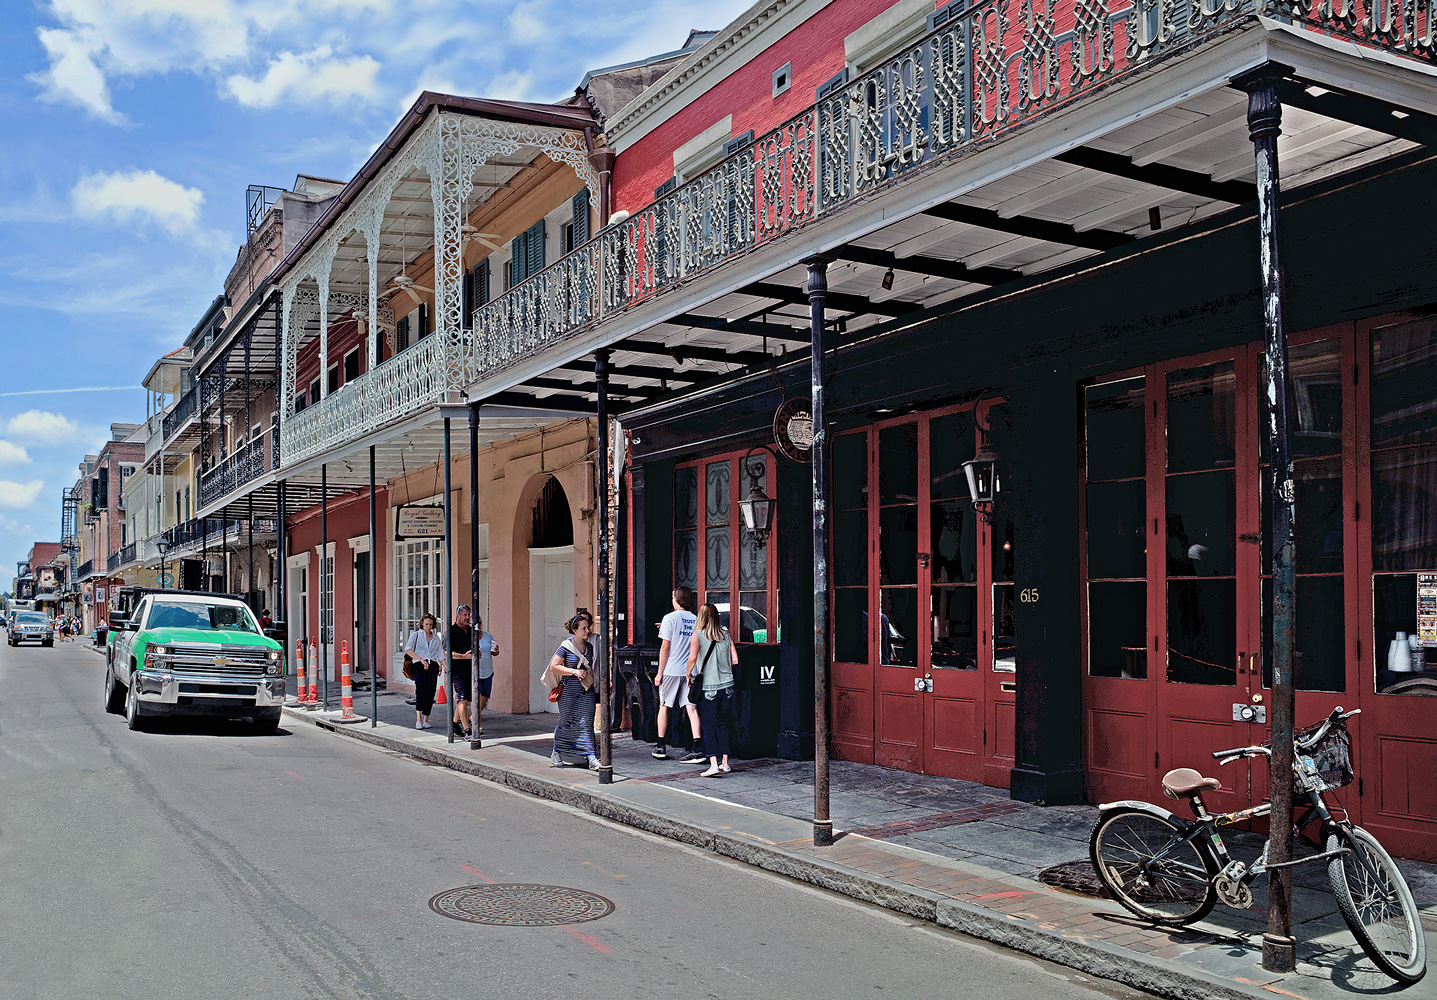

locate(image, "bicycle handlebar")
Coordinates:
1211 707 1361 762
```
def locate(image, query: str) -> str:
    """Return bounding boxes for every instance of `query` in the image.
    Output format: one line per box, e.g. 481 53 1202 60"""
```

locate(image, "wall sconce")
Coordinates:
737 448 775 543
963 414 1000 524
880 268 895 291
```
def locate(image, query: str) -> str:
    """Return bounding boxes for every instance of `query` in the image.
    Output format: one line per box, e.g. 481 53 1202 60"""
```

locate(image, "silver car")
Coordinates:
8 612 54 647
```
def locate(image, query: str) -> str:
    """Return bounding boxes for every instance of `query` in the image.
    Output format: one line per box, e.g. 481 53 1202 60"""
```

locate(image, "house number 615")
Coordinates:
1020 588 1040 603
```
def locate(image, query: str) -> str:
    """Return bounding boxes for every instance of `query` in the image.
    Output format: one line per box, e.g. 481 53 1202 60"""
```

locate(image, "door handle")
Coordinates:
1238 651 1247 675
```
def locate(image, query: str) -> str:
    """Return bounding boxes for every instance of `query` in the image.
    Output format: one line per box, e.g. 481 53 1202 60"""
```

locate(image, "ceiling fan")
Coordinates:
461 224 505 255
377 273 432 307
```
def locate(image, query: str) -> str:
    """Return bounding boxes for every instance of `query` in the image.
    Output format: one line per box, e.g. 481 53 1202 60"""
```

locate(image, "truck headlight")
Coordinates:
144 646 171 669
267 648 281 675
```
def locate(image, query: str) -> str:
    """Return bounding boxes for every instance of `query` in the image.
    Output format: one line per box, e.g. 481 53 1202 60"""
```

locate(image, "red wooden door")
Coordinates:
873 420 926 772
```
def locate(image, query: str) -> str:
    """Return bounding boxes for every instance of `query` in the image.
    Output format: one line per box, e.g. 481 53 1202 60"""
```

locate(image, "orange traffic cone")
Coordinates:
294 639 306 707
435 674 447 704
306 640 319 707
340 640 355 719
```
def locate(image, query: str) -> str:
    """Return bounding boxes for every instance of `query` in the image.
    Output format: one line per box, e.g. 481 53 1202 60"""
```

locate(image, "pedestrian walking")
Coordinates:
473 611 499 735
259 608 273 630
404 612 443 730
541 611 599 769
686 603 739 777
447 604 497 739
653 586 705 762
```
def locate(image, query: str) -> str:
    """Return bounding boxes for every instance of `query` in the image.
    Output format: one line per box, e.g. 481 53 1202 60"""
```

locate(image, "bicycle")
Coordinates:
1089 707 1426 984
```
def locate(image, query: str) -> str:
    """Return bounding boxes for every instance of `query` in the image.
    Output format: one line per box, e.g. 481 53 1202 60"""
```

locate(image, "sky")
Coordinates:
0 0 753 588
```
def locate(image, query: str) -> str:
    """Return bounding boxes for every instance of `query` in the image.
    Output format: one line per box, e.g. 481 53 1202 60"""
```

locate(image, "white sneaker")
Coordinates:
421 720 432 729
701 764 721 777
719 763 732 773
415 721 423 730
588 755 601 770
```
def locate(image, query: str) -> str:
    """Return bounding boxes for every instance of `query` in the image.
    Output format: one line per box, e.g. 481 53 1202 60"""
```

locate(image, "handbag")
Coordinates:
688 640 717 705
548 685 563 703
401 653 415 680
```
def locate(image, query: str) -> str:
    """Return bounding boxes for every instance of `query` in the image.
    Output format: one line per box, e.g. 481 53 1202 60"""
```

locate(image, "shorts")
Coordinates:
658 674 692 708
452 674 492 701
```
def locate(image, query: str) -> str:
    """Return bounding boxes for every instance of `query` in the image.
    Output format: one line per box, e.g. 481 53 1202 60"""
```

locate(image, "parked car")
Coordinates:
104 592 286 732
9 611 54 646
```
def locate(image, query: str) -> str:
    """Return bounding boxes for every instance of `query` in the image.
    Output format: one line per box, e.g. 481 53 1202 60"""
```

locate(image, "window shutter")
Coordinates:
654 177 676 279
527 219 545 277
461 268 474 329
475 260 489 306
721 131 755 157
416 302 427 339
396 315 409 352
570 189 589 247
510 232 528 285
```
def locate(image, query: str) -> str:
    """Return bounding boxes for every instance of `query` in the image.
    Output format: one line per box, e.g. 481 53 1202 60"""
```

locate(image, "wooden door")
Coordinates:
874 421 925 772
529 545 573 714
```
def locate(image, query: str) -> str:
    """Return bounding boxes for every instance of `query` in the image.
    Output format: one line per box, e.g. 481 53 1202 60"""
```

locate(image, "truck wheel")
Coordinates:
104 665 126 715
125 678 147 732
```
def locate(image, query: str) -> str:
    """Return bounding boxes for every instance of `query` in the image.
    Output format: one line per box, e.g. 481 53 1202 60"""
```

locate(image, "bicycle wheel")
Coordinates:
1327 826 1426 983
1090 808 1218 925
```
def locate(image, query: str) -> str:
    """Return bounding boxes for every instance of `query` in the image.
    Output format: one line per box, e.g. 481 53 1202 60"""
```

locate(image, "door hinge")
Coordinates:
1358 776 1365 797
1154 751 1160 770
1353 362 1359 386
1154 634 1159 652
983 729 987 746
1354 501 1361 522
1153 517 1159 536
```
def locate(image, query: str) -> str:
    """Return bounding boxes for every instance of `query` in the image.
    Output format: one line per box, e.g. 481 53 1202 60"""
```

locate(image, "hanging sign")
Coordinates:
1418 573 1437 648
773 398 812 464
96 586 107 605
395 505 445 540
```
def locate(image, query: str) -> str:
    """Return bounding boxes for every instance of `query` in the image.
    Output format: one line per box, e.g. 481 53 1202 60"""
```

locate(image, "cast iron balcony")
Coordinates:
161 385 199 441
198 427 278 509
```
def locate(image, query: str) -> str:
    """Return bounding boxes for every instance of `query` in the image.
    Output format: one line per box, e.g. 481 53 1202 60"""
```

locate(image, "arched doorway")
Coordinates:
528 476 575 714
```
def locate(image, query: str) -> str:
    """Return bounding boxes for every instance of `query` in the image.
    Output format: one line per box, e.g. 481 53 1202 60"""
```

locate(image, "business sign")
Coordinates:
759 663 777 686
1418 572 1437 648
395 505 445 540
96 586 107 605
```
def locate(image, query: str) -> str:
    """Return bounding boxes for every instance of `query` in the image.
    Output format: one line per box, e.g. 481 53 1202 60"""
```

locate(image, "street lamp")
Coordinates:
737 448 775 544
963 415 1000 525
156 538 172 591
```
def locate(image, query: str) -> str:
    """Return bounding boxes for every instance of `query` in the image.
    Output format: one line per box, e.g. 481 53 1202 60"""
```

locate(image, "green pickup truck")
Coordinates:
104 591 286 732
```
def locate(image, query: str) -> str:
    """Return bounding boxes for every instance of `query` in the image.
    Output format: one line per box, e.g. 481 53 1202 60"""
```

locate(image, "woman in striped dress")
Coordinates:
542 611 599 769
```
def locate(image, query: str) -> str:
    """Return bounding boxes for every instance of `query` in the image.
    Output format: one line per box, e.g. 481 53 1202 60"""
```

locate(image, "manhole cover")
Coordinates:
428 884 615 926
1037 860 1111 898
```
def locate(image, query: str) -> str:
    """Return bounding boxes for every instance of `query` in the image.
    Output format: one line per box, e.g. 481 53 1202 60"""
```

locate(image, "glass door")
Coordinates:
874 420 924 772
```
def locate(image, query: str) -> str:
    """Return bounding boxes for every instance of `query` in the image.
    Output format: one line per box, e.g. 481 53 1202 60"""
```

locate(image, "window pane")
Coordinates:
674 529 697 589
1087 480 1145 580
931 585 977 669
1261 576 1345 692
1166 470 1234 576
737 591 769 642
1167 579 1235 684
879 424 918 505
1260 460 1344 574
1167 362 1236 473
1371 318 1437 449
833 433 868 511
1086 377 1146 481
1372 446 1437 571
705 526 731 590
993 583 1017 672
879 587 917 666
833 509 867 587
992 516 1015 583
930 499 976 584
674 467 698 529
739 530 767 590
1089 581 1146 678
930 410 976 500
878 506 917 586
1373 574 1436 695
834 588 869 662
706 461 730 526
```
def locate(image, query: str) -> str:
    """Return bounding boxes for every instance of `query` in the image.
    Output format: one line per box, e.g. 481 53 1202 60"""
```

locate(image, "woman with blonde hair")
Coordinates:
685 603 739 777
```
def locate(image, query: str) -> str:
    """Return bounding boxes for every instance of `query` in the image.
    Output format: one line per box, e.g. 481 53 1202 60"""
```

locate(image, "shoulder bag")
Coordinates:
687 639 717 704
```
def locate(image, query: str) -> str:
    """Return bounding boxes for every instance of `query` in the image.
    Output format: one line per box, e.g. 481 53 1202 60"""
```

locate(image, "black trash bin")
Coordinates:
616 644 660 743
734 644 780 758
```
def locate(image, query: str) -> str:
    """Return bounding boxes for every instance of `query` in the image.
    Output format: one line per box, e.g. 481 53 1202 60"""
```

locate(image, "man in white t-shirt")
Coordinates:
653 586 705 762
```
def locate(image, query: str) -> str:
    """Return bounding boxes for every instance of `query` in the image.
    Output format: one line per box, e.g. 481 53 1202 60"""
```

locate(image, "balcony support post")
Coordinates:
807 255 833 848
321 462 330 710
430 117 463 389
369 447 377 728
444 417 455 745
468 402 482 751
247 496 254 608
201 517 209 592
277 480 286 641
244 328 252 459
1236 62 1299 976
596 348 613 784
366 225 379 374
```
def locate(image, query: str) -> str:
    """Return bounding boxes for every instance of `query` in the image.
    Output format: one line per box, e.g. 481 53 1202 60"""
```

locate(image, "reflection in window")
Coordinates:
1086 378 1147 680
931 586 977 669
1167 579 1236 684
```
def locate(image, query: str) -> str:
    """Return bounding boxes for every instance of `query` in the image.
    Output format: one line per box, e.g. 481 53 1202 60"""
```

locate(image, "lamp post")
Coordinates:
156 538 172 591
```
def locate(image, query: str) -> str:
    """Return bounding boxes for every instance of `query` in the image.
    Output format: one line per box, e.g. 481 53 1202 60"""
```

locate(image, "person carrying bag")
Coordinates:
685 603 739 777
542 611 599 769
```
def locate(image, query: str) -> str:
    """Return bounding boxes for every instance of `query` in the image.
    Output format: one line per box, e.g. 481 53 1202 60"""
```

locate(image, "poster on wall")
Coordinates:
395 505 445 540
1418 573 1437 648
96 586 107 605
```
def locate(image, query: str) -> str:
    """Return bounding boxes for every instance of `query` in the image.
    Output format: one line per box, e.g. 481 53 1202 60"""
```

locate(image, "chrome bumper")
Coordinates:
133 670 287 707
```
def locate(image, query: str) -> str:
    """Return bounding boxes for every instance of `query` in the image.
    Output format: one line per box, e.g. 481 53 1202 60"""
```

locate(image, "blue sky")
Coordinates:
0 0 751 587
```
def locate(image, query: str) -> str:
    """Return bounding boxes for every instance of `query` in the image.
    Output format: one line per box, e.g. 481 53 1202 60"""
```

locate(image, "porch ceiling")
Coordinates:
500 72 1431 413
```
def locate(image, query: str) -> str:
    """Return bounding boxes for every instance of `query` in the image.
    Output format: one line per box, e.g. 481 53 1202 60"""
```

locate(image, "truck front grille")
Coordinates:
166 643 270 676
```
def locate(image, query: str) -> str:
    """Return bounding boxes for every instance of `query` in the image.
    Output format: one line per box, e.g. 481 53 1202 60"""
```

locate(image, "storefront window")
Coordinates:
1370 318 1437 694
833 432 869 663
878 425 918 666
393 538 443 652
673 449 780 643
930 411 977 669
1086 377 1148 678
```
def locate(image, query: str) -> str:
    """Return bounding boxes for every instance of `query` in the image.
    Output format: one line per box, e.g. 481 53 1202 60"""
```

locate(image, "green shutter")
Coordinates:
510 232 528 285
527 219 546 276
416 302 427 339
396 315 409 352
571 189 589 247
461 269 473 329
475 260 490 305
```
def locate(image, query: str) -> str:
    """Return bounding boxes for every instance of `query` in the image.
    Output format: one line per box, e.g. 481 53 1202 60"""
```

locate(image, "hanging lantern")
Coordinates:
738 448 775 543
963 439 1000 524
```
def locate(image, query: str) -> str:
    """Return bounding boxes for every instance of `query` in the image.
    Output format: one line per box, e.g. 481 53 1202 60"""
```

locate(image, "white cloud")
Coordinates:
29 26 123 123
226 46 382 108
0 481 45 509
71 169 205 237
6 411 79 444
0 442 31 465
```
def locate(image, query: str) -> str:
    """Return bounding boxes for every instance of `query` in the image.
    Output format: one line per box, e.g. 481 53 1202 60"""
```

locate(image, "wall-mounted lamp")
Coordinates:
962 413 1000 524
880 268 895 291
737 448 775 544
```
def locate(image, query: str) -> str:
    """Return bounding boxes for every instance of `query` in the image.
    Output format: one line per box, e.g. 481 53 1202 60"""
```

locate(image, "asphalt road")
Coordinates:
0 637 1152 1000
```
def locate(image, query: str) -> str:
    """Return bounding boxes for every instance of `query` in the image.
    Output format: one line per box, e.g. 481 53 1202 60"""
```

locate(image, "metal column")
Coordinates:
444 420 455 744
321 463 330 710
1239 63 1298 975
277 481 286 681
247 496 254 607
808 256 832 847
369 446 377 728
468 403 482 750
596 349 614 784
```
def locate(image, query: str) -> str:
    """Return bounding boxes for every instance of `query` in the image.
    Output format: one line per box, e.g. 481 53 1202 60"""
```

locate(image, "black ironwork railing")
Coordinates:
118 543 136 567
77 559 94 579
107 551 120 572
162 385 199 440
198 429 277 509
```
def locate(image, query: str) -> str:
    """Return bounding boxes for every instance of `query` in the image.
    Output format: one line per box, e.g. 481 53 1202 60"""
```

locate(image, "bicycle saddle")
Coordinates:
1161 767 1222 799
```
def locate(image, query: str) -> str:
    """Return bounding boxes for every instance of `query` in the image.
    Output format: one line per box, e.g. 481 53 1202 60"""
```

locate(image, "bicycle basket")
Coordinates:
1287 719 1354 793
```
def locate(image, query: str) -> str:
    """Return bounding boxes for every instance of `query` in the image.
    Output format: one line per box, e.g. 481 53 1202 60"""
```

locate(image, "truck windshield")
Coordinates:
18 613 46 624
147 601 259 633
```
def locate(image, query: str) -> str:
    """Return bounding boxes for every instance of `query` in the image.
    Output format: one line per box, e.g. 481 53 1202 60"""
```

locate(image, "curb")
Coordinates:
282 706 1277 1000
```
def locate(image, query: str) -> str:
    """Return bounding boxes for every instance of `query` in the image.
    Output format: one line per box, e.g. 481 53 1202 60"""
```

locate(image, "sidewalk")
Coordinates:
294 698 1428 998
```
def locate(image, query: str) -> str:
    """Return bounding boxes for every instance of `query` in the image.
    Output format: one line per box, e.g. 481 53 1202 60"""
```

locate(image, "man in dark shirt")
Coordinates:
449 604 474 738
